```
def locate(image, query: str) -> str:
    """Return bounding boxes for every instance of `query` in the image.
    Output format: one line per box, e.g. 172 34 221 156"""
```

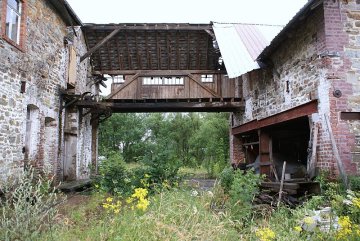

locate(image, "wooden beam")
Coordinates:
92 70 226 75
187 73 220 98
83 24 212 31
106 73 140 99
232 100 318 135
76 100 244 113
259 129 271 177
80 27 121 62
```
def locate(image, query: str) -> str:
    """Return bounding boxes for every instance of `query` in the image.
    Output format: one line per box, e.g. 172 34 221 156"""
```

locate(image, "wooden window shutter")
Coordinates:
68 46 77 87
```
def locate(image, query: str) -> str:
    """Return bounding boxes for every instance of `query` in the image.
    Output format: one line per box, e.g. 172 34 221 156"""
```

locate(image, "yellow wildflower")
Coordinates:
336 216 352 240
304 217 315 225
255 227 276 241
144 174 151 178
294 226 302 232
352 198 360 209
114 208 120 214
106 197 113 203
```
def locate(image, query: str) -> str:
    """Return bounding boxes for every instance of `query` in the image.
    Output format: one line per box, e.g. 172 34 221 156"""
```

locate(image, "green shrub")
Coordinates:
0 167 61 241
228 169 264 224
219 166 234 192
349 175 360 191
96 151 133 196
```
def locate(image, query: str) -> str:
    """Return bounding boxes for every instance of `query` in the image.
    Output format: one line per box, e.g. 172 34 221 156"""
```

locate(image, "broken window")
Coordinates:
201 74 213 83
143 77 184 85
4 0 25 46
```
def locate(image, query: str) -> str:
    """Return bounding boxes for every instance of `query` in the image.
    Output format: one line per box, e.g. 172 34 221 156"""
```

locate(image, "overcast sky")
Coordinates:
67 0 308 25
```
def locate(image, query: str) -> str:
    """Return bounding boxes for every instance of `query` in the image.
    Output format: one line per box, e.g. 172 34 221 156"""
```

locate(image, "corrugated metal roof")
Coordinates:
212 23 282 78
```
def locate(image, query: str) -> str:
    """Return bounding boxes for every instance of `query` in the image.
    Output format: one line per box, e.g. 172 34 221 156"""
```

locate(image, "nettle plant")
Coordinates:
0 167 62 241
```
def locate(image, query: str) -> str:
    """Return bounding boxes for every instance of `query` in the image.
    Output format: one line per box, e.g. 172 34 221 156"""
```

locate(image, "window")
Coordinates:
143 77 184 85
113 75 125 84
2 0 25 48
201 74 213 83
6 0 22 44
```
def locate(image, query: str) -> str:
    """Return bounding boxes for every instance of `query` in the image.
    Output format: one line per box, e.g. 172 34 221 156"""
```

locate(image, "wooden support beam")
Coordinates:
232 100 318 135
92 70 226 75
187 73 220 98
80 27 121 62
83 24 212 31
106 73 140 99
259 129 271 177
76 99 244 113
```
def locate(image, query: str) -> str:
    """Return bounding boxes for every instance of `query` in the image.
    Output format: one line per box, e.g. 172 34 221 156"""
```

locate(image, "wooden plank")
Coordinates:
107 73 140 99
325 114 348 187
261 181 299 190
187 73 220 97
278 161 287 207
80 28 121 62
232 100 318 135
307 123 319 179
68 46 77 86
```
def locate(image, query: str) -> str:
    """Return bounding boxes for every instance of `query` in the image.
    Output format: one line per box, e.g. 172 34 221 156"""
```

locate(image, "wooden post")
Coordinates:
259 129 271 177
324 114 348 188
277 161 287 207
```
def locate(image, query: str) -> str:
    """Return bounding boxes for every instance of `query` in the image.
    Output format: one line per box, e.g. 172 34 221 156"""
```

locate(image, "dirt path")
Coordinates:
184 178 217 191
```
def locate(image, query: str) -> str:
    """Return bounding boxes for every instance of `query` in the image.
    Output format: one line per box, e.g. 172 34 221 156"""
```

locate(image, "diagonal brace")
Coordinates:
80 27 122 62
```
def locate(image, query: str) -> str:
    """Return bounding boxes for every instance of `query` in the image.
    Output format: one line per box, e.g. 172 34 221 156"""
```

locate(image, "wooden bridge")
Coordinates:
70 23 244 115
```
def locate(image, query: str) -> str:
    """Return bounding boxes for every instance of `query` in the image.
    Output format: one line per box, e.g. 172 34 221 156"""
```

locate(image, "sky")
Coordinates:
67 0 308 26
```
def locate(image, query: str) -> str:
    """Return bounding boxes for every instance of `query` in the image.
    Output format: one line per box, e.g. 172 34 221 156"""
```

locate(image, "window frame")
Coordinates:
142 76 184 86
1 0 27 51
201 74 214 83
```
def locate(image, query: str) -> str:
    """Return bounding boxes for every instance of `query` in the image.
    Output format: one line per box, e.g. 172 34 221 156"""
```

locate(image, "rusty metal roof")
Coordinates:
82 23 223 74
212 23 282 78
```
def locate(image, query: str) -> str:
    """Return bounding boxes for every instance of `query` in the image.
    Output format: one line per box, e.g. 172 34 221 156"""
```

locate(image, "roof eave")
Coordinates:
48 0 83 26
257 0 323 61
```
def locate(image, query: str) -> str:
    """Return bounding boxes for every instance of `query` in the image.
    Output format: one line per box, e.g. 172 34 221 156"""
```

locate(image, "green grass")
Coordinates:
40 189 239 241
178 166 210 179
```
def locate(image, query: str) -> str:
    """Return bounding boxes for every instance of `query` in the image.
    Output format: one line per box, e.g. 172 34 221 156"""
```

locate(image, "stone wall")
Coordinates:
231 0 360 175
0 0 95 181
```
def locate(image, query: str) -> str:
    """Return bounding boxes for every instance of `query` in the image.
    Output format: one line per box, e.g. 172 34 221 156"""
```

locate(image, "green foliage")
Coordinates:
0 167 61 241
219 166 235 192
99 113 147 162
349 175 360 191
96 151 133 196
228 169 264 223
99 113 230 177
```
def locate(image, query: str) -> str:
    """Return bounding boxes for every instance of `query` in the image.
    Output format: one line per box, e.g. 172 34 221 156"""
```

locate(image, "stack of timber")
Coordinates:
255 181 321 208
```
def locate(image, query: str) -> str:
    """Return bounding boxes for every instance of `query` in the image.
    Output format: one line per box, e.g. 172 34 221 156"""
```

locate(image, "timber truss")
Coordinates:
78 23 244 113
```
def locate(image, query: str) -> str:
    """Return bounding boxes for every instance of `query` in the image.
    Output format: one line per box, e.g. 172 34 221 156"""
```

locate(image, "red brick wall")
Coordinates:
322 0 358 174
